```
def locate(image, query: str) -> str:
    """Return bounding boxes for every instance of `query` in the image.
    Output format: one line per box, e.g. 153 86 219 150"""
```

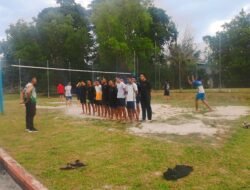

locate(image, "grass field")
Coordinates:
0 89 250 190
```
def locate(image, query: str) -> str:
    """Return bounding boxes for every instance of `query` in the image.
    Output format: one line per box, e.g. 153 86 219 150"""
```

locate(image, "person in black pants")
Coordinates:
139 73 152 121
23 77 38 132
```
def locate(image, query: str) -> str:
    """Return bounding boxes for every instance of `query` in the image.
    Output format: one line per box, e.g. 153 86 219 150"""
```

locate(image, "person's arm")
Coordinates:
187 76 193 85
25 85 33 103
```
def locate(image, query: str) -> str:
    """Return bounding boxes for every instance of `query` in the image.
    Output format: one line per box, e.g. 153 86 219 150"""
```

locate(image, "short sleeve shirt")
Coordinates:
126 83 138 102
193 80 205 94
117 82 126 99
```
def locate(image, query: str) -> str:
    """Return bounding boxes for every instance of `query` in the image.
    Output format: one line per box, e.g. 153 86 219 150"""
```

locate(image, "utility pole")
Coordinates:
219 35 222 89
47 60 50 98
134 50 136 76
0 58 4 114
18 58 22 92
68 61 71 82
178 60 181 91
154 32 157 89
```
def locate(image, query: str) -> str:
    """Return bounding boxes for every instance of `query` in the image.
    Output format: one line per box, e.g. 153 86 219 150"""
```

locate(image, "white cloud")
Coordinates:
207 19 229 35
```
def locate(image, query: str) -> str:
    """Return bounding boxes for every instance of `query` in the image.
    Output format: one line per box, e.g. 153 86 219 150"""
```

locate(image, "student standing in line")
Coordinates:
126 77 138 122
133 77 141 118
86 80 96 115
95 81 102 116
79 81 87 114
108 80 118 120
140 74 152 121
101 78 110 118
116 78 127 121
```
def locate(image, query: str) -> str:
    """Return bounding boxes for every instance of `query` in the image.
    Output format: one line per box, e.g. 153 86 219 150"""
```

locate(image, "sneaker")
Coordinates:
25 129 30 132
30 128 39 133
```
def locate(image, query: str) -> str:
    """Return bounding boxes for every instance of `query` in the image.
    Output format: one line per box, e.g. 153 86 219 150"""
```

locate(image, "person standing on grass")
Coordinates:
65 82 72 106
108 80 118 120
133 77 141 118
126 77 139 122
116 78 127 121
23 77 38 132
163 80 170 100
140 73 152 121
95 81 102 116
79 81 87 114
57 83 65 101
187 75 213 112
86 80 96 115
101 78 110 118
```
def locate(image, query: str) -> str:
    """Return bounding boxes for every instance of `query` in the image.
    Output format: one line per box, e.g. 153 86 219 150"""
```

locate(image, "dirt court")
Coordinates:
38 102 250 140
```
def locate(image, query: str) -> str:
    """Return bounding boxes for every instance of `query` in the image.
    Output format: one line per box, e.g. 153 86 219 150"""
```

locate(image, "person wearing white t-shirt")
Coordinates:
65 82 72 106
116 78 127 120
95 81 102 116
126 77 139 121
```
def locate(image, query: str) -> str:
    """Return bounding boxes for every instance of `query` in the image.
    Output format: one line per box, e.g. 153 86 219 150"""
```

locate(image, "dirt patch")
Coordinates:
37 103 250 139
129 104 249 137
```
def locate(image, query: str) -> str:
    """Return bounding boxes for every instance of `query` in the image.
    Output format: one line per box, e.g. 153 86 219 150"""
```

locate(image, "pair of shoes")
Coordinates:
28 128 39 133
60 160 86 170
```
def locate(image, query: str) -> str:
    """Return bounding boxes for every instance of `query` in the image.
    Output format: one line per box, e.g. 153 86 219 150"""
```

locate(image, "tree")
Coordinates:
169 30 200 89
203 10 250 87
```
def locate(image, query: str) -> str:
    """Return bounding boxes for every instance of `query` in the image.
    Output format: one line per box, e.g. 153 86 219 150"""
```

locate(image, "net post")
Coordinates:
47 60 50 98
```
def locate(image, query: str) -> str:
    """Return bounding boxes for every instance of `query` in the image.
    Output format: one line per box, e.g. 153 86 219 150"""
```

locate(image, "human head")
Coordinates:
68 82 71 86
116 77 121 83
31 77 37 85
96 81 100 86
108 80 114 87
132 77 136 83
87 80 92 86
140 73 147 82
102 78 107 85
81 81 86 86
127 77 133 84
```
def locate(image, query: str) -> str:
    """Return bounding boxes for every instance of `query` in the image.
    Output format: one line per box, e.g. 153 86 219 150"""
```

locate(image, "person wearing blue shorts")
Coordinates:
188 76 213 112
126 77 139 122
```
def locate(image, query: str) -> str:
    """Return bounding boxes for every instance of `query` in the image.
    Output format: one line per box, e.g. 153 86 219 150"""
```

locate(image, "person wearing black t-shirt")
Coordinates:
79 81 87 114
139 74 152 121
108 80 118 120
86 80 96 115
101 78 110 118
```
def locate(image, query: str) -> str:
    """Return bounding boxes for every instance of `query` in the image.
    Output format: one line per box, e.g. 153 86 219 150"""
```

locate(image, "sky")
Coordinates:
0 0 250 44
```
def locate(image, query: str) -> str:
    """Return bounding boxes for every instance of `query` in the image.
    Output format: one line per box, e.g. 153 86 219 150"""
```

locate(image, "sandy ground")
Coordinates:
129 104 249 137
37 103 249 138
0 164 22 190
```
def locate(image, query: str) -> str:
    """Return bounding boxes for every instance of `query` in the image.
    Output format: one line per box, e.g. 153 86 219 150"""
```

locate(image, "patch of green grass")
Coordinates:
0 90 250 190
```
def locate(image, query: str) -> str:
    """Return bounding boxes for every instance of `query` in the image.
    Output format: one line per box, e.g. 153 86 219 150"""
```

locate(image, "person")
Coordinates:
126 77 139 122
187 75 213 112
23 77 38 132
75 82 81 104
116 78 127 120
86 80 96 115
140 73 152 121
65 82 72 106
133 77 141 118
101 78 110 118
163 80 170 100
79 81 87 114
108 80 118 120
57 83 65 101
95 81 102 116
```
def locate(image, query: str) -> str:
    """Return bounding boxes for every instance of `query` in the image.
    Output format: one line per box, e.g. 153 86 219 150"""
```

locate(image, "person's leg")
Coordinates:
25 103 31 130
146 98 152 120
195 99 199 112
30 103 36 130
202 100 213 111
141 100 146 121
